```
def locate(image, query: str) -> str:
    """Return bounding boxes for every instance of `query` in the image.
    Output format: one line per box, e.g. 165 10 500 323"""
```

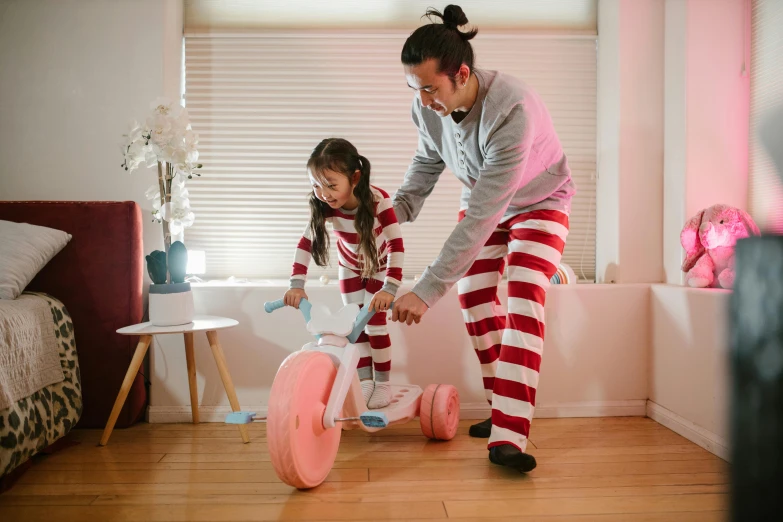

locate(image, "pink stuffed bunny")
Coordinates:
681 204 760 289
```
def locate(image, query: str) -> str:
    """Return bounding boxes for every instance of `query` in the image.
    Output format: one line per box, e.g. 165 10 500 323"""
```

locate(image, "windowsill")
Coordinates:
190 279 293 288
189 280 732 294
189 279 637 290
651 284 732 295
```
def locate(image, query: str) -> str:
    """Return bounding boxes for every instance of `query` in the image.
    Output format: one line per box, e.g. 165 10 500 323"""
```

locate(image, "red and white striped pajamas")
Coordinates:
457 208 569 452
290 186 404 382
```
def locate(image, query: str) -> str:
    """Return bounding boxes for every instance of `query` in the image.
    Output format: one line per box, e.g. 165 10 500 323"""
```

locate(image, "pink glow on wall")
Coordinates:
685 0 750 218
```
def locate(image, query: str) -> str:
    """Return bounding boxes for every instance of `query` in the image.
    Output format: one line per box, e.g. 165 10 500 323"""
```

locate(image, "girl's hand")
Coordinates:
284 288 308 309
369 290 394 313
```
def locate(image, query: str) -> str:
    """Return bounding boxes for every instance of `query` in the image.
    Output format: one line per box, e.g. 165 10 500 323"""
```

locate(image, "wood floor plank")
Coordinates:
154 450 716 466
28 454 726 473
16 467 368 485
4 473 728 498
82 484 727 506
369 459 726 482
370 514 729 522
531 432 693 449
0 495 98 506
527 445 712 458
32 452 166 464
0 501 448 521
73 428 267 439
444 493 727 518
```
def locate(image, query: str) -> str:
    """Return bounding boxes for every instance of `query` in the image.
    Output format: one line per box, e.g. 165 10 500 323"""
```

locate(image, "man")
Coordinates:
390 5 575 473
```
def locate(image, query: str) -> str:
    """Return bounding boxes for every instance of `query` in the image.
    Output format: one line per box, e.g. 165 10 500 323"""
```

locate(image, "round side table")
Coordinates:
100 315 249 445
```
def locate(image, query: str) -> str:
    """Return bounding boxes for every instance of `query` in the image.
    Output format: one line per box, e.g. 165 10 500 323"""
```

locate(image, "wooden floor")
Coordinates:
0 416 728 521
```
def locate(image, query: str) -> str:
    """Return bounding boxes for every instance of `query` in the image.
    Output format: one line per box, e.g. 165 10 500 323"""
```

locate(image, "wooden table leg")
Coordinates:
100 335 152 446
184 332 199 424
206 330 250 443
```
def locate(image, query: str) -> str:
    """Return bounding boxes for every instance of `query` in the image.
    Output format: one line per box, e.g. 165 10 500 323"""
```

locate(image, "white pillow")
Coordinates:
0 220 72 300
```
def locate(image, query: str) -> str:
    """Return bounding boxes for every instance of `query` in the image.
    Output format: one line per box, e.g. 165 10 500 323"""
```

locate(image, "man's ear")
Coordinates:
457 64 471 87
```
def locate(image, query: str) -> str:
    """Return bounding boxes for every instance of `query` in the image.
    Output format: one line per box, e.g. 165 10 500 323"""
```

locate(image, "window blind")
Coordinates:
749 0 783 231
183 32 597 281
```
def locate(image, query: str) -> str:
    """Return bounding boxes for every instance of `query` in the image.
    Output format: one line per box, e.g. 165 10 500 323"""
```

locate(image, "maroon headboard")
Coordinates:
0 201 146 429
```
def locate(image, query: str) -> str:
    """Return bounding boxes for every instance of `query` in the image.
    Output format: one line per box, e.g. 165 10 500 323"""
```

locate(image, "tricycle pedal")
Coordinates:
225 411 258 424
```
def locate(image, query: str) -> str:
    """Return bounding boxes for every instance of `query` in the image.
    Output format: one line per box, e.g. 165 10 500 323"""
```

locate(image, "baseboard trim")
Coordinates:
646 400 729 461
535 400 648 418
147 405 268 424
148 400 647 423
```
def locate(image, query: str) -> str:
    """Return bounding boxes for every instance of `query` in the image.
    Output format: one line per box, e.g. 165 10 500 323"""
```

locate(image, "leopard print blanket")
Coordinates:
0 293 82 476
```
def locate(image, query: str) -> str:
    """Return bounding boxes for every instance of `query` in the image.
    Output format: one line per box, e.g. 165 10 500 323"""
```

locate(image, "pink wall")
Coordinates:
664 0 750 284
685 0 750 218
597 0 665 285
618 0 665 284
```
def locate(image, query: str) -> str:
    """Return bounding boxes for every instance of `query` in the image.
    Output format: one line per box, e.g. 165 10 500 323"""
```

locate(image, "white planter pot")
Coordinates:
149 282 194 326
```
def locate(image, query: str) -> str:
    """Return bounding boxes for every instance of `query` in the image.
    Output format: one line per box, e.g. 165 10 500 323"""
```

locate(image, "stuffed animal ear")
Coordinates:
681 209 705 272
738 209 760 236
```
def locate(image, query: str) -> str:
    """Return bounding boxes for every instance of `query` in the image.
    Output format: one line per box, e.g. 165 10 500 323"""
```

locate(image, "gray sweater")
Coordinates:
392 68 576 307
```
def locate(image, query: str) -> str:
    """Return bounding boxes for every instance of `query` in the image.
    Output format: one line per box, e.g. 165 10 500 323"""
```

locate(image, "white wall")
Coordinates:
184 0 598 31
596 0 665 284
649 285 730 459
148 284 650 421
0 0 183 258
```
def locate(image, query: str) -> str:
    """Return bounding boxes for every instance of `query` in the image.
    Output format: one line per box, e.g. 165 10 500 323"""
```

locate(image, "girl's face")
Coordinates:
309 168 360 210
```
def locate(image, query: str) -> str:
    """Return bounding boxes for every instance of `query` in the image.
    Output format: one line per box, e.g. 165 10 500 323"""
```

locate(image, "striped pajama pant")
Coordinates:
339 266 391 382
457 209 569 452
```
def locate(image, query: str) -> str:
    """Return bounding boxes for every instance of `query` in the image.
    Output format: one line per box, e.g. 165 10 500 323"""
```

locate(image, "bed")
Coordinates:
0 201 145 480
0 293 81 476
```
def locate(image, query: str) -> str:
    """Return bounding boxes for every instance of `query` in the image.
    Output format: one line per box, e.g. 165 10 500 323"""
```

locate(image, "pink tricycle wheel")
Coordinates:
419 384 460 440
267 351 341 489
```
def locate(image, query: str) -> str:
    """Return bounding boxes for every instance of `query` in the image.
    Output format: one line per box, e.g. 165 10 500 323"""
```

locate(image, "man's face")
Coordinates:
405 58 460 117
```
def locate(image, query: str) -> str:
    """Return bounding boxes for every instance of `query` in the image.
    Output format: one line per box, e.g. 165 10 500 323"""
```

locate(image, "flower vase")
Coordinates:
149 282 194 326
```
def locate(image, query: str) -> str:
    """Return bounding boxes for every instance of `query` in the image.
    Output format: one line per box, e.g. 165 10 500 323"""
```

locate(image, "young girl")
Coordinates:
284 138 404 409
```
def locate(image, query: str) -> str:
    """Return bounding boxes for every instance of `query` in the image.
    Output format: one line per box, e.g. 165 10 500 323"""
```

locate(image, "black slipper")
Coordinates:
469 417 492 438
489 444 537 473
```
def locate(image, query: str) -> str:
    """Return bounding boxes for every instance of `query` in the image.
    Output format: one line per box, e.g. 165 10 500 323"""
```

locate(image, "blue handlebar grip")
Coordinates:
264 298 315 331
348 302 394 343
264 299 285 313
298 299 313 324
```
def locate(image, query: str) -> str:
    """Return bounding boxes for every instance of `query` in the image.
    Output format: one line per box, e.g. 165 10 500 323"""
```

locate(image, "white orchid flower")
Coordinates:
145 150 158 168
126 120 143 143
123 99 201 230
147 114 173 148
161 196 196 235
150 97 174 115
145 184 160 201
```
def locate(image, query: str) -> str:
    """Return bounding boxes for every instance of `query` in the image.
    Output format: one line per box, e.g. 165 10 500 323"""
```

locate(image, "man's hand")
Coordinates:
391 292 428 325
369 290 394 313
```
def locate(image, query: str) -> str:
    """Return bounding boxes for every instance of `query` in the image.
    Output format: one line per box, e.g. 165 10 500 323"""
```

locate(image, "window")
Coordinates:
749 0 783 231
183 2 597 281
